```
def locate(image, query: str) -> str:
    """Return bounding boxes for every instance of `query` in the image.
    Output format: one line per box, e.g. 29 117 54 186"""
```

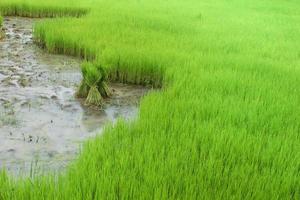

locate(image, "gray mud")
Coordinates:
0 17 149 175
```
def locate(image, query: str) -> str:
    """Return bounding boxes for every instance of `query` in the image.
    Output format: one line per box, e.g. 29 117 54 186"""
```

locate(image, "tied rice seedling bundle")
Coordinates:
76 62 111 108
83 64 103 107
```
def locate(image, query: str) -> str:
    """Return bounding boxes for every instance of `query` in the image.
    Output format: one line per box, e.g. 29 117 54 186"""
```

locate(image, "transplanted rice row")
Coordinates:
0 0 300 199
0 1 88 18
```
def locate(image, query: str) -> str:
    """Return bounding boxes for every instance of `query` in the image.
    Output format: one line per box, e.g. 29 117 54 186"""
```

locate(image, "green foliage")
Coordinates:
0 0 300 199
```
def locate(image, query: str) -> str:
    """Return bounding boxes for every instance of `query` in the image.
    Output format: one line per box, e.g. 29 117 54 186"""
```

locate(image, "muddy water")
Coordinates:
0 17 148 175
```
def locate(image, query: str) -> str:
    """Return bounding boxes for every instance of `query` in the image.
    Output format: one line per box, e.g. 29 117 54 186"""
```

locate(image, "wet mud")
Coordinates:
0 17 149 175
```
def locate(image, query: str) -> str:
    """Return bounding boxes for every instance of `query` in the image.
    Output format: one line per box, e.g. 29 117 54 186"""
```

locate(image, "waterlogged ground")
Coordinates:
0 17 148 175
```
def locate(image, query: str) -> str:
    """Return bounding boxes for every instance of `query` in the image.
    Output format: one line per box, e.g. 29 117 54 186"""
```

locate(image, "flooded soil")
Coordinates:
0 17 149 175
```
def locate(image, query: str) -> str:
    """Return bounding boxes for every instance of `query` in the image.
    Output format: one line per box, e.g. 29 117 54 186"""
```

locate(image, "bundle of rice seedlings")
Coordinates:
76 62 112 108
84 64 103 107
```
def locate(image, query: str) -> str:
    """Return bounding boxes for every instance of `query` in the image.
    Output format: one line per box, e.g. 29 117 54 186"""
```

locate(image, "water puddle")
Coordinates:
0 17 149 175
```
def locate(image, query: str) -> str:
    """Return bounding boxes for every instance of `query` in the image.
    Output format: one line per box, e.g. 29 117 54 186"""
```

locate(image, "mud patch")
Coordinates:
0 17 149 175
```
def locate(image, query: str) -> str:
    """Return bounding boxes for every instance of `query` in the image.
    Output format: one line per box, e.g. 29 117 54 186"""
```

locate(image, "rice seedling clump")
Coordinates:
77 62 111 108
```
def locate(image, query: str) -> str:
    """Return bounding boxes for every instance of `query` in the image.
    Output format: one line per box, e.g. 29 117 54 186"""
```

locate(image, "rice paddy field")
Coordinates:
0 0 300 199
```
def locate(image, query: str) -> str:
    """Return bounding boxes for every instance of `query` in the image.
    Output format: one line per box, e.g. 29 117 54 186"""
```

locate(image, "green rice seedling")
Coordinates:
95 64 111 98
76 62 90 98
83 63 103 107
76 80 89 98
97 81 111 98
